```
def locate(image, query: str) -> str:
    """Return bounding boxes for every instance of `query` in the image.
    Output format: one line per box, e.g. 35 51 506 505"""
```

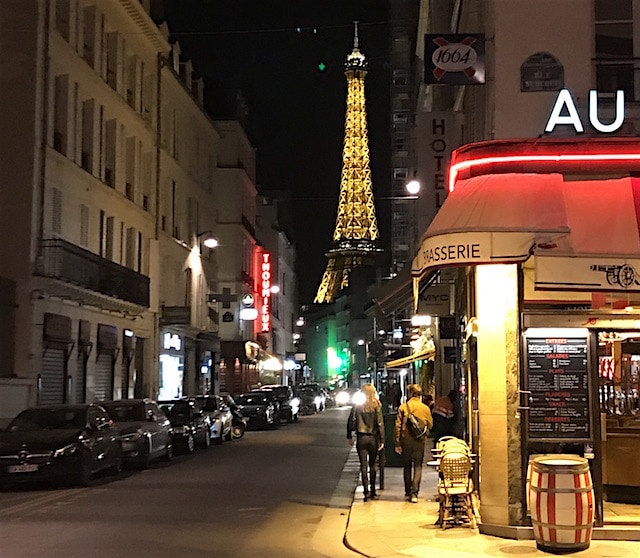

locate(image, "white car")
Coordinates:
195 395 233 444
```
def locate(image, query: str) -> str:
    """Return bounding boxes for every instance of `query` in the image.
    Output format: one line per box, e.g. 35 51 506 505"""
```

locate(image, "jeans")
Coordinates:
402 437 425 497
356 433 378 496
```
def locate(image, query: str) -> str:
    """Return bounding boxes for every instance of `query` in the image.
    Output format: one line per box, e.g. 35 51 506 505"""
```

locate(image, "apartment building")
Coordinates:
0 0 267 422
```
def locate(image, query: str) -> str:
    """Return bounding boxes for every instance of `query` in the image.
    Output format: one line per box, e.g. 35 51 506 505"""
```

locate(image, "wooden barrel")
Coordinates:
529 455 594 554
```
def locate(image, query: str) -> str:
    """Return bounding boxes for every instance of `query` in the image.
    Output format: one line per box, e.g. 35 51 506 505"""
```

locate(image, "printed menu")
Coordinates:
526 337 590 439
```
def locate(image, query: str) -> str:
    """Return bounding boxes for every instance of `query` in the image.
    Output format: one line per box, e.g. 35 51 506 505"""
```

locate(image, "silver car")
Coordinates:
100 399 173 469
195 395 233 444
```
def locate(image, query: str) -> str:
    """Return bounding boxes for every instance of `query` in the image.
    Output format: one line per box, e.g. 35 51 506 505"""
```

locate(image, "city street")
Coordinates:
0 406 354 558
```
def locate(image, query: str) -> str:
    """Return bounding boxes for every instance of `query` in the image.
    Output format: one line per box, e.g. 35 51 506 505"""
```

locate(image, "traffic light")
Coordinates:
327 347 342 371
318 62 326 72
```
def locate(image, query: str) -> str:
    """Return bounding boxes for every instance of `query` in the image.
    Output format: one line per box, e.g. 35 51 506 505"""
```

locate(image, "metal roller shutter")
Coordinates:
94 353 114 401
39 347 67 405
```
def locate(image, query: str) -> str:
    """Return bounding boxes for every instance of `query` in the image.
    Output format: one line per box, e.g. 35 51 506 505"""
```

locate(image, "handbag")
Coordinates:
405 404 429 440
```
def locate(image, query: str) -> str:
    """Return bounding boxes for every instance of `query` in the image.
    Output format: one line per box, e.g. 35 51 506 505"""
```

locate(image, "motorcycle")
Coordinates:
226 396 247 439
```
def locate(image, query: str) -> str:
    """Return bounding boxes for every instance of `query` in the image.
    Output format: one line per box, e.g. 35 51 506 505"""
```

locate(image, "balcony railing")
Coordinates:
38 238 150 307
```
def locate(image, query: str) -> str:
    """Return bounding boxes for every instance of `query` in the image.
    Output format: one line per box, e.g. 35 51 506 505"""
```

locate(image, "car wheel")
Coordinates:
75 453 92 487
232 424 245 439
202 430 212 448
183 433 195 454
136 442 150 470
213 430 223 445
162 443 173 462
109 449 123 476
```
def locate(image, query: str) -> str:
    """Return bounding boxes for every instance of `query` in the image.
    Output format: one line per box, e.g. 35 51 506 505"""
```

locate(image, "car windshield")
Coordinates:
266 387 289 401
102 404 145 422
236 394 267 406
159 401 191 425
196 397 218 412
8 408 87 431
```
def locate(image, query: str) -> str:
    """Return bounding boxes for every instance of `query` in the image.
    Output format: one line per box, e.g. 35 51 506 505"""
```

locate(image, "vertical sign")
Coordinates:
260 252 271 333
526 336 590 440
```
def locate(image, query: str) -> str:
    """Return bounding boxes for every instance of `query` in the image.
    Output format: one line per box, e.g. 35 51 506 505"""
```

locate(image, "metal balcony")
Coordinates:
38 239 150 308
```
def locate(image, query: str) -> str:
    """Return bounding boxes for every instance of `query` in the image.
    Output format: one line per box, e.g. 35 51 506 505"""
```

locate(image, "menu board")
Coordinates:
526 337 590 440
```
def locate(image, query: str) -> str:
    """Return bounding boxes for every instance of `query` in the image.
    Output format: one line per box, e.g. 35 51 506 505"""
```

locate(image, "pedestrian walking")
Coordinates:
347 383 385 502
384 378 401 411
431 389 457 445
394 384 433 503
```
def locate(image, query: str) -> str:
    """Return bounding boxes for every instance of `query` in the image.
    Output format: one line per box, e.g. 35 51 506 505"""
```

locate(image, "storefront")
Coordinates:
158 329 184 400
412 138 640 539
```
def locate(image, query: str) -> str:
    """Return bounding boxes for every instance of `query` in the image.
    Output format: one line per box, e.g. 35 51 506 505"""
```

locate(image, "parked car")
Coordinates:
0 404 122 487
259 385 299 423
195 395 233 443
235 392 278 429
99 399 173 469
158 398 211 453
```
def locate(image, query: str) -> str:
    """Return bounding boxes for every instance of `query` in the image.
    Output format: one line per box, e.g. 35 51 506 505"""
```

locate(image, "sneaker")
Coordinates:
410 495 418 503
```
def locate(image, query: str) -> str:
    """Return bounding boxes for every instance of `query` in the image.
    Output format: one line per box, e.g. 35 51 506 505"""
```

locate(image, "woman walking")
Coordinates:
347 384 385 501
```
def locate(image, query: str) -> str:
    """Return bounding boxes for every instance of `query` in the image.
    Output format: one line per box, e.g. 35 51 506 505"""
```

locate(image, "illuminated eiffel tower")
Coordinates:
314 23 380 304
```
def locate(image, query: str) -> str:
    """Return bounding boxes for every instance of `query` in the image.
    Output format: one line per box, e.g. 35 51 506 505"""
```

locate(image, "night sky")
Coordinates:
162 1 391 304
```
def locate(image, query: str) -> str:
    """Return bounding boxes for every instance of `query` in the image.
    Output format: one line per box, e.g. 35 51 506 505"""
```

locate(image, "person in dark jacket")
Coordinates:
394 384 433 502
431 389 457 445
347 383 385 501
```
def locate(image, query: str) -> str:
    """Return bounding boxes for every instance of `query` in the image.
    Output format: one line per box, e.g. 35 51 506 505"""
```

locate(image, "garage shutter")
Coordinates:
39 347 67 405
94 353 114 401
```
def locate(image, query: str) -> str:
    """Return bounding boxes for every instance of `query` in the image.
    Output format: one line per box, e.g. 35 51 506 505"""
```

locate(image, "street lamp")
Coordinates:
406 178 420 195
197 231 219 249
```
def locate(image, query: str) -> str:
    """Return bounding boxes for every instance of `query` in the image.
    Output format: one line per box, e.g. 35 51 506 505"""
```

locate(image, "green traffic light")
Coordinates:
318 62 326 72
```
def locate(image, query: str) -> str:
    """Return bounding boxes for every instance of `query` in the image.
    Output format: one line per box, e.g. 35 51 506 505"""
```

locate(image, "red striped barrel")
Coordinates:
530 455 594 553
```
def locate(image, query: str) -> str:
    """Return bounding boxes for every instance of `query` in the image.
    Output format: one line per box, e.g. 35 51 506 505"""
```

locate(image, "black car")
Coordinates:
158 398 211 453
235 392 278 429
0 404 122 487
100 399 173 469
259 385 299 423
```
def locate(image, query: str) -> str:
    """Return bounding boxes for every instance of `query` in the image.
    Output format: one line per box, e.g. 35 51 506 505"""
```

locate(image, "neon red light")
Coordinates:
260 252 271 333
449 152 640 192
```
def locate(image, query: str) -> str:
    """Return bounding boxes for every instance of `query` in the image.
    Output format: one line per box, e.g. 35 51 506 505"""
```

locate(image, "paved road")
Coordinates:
0 406 355 558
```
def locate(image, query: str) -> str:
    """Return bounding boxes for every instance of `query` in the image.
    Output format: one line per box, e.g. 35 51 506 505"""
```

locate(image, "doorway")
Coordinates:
597 329 640 525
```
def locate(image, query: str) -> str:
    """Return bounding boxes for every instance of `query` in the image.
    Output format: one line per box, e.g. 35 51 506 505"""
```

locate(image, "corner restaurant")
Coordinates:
411 137 640 539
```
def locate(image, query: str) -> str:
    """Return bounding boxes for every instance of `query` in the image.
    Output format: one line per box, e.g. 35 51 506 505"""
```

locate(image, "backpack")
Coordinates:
405 405 429 439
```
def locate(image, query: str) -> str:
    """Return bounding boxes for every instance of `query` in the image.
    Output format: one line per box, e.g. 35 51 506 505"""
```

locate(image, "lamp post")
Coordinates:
196 231 219 249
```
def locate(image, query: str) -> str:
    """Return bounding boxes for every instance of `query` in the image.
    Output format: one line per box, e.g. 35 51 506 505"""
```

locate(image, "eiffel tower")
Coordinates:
314 23 380 304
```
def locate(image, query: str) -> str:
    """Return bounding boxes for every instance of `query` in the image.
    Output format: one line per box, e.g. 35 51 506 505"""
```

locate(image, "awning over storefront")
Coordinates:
385 348 436 369
412 138 640 297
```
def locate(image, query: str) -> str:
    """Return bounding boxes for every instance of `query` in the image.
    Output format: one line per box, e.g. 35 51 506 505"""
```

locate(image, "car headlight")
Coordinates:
54 443 79 457
335 392 349 405
290 397 300 409
314 396 322 406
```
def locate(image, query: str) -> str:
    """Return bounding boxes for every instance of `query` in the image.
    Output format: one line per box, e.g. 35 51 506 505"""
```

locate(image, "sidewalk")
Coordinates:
342 448 640 558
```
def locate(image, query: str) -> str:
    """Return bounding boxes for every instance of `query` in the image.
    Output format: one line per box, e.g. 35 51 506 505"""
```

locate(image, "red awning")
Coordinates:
412 172 640 292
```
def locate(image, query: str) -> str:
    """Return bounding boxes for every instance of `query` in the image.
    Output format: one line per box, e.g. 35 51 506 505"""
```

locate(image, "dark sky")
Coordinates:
162 1 391 304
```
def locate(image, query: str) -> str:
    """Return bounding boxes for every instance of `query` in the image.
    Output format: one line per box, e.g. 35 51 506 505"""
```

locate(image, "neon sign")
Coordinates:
260 252 271 332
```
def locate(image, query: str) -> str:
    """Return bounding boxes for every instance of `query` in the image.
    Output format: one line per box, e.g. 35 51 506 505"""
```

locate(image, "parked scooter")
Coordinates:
226 396 247 439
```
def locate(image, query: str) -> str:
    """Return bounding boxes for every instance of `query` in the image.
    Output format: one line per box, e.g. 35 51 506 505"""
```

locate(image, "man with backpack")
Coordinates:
394 384 433 503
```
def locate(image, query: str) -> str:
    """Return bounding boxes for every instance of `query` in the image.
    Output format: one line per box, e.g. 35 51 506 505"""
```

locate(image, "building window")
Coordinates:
55 0 71 42
392 69 408 86
595 0 635 99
